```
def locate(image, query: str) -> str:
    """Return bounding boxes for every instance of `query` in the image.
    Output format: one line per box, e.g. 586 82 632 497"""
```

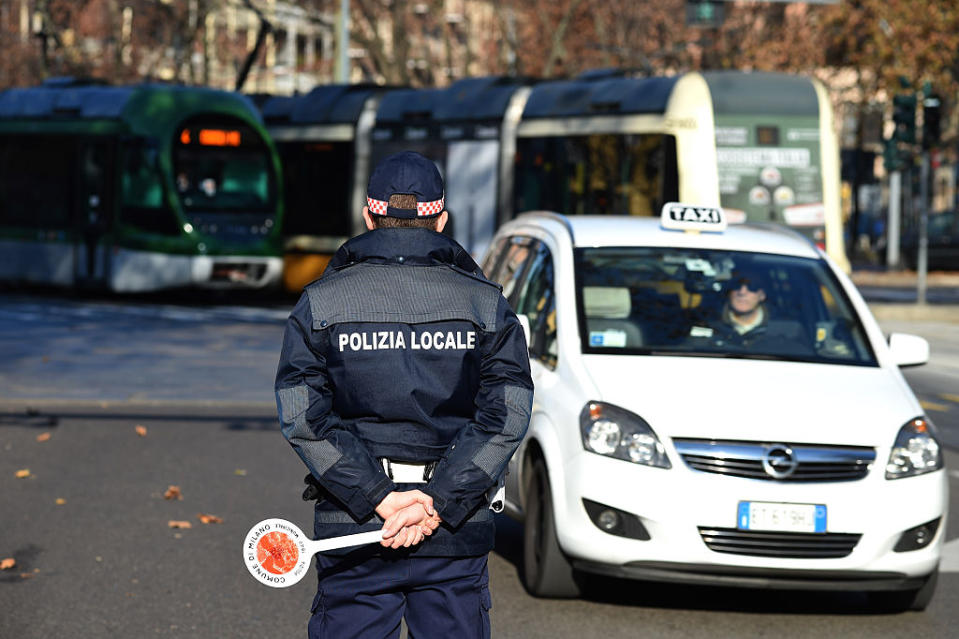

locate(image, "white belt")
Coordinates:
382 459 430 483
381 459 506 512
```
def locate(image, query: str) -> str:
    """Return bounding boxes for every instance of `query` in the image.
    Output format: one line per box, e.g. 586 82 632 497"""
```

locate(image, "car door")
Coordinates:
497 238 558 510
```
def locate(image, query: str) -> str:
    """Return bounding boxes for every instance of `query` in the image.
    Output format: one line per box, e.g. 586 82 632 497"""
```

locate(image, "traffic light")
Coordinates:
922 93 941 149
892 93 917 144
883 137 903 172
686 1 724 27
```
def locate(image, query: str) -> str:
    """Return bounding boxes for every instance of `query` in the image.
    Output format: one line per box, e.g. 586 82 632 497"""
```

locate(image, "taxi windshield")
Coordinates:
574 247 877 366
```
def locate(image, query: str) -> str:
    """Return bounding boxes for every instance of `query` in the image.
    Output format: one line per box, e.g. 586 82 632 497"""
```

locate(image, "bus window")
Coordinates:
514 133 678 218
0 136 75 230
120 138 179 235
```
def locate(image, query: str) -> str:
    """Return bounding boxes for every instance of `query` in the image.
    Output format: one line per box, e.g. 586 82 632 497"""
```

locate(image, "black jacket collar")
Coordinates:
327 228 483 275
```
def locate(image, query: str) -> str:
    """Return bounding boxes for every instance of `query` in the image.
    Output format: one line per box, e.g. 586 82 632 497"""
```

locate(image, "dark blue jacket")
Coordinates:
275 228 533 556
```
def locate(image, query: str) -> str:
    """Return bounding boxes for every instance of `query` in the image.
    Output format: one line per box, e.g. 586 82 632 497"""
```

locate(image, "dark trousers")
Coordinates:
308 550 491 639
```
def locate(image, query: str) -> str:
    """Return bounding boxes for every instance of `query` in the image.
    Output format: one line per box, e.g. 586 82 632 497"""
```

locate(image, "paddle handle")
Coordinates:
305 529 385 554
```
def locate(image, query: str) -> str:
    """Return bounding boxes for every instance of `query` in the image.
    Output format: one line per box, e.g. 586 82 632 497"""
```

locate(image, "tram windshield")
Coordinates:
173 118 275 213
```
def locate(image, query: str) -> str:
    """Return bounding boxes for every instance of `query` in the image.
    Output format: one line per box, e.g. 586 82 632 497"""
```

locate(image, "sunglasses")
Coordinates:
730 278 762 292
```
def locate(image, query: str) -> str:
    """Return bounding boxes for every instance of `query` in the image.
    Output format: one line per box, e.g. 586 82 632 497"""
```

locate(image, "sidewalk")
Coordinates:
851 268 959 323
851 269 959 288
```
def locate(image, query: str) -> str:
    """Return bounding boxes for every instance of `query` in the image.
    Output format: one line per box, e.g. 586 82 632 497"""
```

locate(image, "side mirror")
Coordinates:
888 333 929 367
517 314 531 347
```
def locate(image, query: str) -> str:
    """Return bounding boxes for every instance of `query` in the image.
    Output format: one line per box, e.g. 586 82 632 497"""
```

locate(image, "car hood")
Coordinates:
580 355 920 447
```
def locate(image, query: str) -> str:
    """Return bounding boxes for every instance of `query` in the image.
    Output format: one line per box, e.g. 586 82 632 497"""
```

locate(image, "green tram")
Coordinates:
0 80 283 292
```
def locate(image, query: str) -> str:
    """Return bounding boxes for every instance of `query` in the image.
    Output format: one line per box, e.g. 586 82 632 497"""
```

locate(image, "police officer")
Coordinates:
274 151 533 638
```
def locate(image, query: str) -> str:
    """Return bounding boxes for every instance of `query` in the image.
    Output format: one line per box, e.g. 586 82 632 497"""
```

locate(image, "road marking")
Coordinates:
942 538 959 573
941 393 959 404
920 400 949 413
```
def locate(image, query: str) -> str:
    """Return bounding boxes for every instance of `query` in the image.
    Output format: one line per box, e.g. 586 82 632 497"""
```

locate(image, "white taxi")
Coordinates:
482 205 948 610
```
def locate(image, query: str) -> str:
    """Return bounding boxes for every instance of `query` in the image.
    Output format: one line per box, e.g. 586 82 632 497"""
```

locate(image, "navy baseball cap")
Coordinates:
367 151 445 219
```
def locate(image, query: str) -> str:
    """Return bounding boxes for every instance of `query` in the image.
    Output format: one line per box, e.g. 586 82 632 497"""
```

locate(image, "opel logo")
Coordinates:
762 444 799 479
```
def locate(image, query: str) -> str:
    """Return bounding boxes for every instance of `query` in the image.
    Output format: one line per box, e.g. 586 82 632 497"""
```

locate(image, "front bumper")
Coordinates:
110 249 282 291
572 559 931 592
554 451 948 584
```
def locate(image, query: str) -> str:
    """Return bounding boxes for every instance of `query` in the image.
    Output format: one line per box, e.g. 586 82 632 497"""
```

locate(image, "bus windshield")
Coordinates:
173 119 275 213
575 247 876 366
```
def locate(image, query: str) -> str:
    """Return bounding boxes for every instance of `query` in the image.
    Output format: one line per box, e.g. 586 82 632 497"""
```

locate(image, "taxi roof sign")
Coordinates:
660 202 727 233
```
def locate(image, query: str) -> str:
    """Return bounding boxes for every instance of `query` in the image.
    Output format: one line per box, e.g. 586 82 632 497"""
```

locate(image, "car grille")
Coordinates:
698 527 862 559
673 439 875 482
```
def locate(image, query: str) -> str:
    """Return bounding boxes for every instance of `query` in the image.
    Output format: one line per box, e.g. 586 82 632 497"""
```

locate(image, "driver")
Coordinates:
721 269 768 337
710 268 811 355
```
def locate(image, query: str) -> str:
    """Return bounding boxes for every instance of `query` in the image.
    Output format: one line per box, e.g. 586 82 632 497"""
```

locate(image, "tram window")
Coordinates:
279 141 352 237
514 133 678 218
0 136 74 229
120 139 179 235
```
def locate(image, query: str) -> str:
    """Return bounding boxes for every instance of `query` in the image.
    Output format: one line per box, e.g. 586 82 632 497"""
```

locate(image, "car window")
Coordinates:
491 236 536 306
481 236 509 280
574 247 877 366
515 243 557 369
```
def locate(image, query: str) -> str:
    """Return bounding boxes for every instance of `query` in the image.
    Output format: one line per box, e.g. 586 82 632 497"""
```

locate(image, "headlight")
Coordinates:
580 402 671 469
885 417 943 479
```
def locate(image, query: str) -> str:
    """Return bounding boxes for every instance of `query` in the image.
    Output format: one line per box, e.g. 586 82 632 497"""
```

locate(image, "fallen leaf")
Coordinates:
234 469 247 476
163 485 182 500
36 432 51 443
15 469 30 479
0 558 15 570
134 425 147 437
168 520 192 529
197 513 223 524
55 498 66 505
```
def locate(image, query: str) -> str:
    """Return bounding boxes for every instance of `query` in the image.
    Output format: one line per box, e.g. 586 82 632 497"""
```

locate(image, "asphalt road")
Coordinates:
1 291 958 638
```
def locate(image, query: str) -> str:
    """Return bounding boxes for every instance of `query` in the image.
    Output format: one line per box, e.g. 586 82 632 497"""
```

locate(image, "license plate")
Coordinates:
737 501 827 533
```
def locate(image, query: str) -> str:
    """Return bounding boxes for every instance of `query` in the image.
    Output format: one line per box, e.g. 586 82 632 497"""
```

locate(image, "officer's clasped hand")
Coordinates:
375 490 441 549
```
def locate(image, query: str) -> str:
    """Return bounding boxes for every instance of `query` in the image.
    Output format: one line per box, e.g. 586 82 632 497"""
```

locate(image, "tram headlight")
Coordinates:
885 417 942 479
580 402 670 469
